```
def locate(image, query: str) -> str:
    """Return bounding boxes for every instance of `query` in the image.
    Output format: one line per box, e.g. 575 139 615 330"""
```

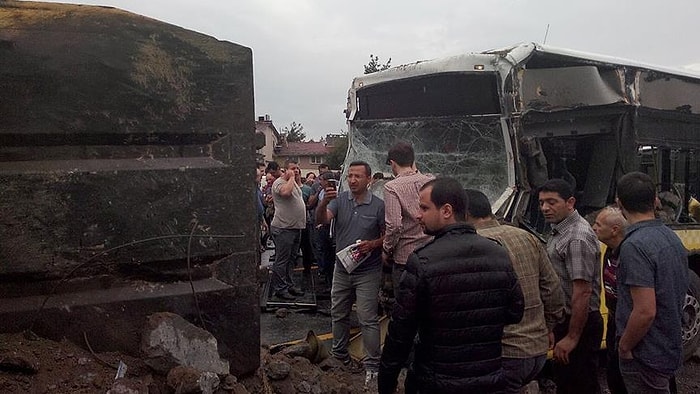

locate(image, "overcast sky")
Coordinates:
41 0 700 140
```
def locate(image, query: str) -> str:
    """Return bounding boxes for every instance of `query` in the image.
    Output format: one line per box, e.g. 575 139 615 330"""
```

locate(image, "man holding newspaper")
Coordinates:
316 160 385 390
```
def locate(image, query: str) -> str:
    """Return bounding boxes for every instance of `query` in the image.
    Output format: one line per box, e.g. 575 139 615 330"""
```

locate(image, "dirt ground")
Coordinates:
0 331 386 394
1 330 699 393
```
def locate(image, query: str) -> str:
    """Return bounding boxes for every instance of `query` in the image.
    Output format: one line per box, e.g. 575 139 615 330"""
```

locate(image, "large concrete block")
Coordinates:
0 1 259 375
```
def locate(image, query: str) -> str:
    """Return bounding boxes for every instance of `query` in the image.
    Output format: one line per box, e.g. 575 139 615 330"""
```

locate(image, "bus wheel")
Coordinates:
683 270 700 360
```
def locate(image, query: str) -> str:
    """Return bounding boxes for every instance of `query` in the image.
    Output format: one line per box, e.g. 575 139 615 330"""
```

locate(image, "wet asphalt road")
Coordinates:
259 248 334 346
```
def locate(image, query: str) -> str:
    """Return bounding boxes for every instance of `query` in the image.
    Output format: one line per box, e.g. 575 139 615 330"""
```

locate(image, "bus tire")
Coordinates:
683 270 700 360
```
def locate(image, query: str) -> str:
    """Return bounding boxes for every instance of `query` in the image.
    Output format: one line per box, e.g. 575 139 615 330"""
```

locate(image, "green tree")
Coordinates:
282 121 306 143
364 54 391 74
325 133 348 170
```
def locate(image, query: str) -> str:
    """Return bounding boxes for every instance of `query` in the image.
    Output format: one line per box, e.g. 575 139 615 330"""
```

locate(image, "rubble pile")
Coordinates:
0 313 377 394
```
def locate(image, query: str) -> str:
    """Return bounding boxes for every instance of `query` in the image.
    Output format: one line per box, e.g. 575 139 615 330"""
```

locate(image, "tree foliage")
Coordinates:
364 54 392 74
282 121 306 143
325 133 348 170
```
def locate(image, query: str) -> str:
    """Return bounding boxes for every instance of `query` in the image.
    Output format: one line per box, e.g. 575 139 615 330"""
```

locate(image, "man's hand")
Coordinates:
322 187 338 202
618 348 633 360
382 250 392 267
553 335 579 364
356 240 375 255
284 170 294 181
548 332 555 350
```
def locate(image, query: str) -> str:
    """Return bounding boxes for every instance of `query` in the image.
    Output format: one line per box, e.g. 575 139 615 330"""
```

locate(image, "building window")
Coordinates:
310 156 324 164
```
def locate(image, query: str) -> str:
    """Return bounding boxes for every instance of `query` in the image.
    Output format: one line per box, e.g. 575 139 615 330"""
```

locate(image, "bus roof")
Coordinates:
351 42 700 91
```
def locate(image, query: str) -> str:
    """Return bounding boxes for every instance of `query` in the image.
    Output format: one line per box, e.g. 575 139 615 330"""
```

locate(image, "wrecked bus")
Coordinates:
343 42 700 358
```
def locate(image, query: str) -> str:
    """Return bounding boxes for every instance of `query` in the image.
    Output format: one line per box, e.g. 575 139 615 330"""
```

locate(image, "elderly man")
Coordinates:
593 206 628 394
466 189 564 393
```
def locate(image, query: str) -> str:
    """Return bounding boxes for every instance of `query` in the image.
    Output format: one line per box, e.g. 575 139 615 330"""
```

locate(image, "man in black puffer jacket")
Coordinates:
378 178 524 394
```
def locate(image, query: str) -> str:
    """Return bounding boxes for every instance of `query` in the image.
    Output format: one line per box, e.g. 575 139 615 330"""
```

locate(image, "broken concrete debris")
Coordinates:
166 366 220 394
141 312 230 376
107 377 151 394
265 359 292 380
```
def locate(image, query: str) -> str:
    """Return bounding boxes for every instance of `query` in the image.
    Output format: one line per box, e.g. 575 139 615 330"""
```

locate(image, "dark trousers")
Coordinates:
270 227 301 293
606 310 628 394
553 310 603 394
300 223 314 271
313 224 335 283
502 355 546 394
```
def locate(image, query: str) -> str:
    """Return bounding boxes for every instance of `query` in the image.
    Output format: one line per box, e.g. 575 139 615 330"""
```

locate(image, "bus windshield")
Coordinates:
347 115 510 203
345 67 510 202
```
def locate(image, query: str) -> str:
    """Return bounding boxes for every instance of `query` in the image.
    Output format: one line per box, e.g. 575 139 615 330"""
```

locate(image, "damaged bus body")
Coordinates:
0 2 260 375
344 42 700 358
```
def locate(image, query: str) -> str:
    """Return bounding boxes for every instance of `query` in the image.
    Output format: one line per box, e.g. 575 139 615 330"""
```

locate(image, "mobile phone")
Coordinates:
328 179 337 190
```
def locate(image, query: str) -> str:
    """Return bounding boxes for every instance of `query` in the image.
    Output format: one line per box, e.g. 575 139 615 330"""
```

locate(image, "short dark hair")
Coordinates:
318 163 329 171
539 178 574 200
256 161 266 169
465 189 492 219
372 172 384 180
349 161 371 177
265 161 280 173
617 172 656 213
285 159 298 168
319 171 336 181
387 141 415 167
421 178 468 221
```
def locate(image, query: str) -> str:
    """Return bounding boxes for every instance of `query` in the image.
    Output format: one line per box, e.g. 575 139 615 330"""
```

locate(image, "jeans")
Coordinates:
331 265 382 371
502 354 546 394
552 310 603 394
270 227 301 293
619 357 671 394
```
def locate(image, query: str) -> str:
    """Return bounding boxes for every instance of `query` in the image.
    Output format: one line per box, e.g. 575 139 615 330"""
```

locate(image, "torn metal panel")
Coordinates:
637 71 700 115
520 66 626 112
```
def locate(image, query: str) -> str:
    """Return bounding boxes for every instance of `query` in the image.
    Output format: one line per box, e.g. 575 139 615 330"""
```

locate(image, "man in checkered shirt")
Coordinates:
466 189 565 393
538 178 603 394
381 141 434 298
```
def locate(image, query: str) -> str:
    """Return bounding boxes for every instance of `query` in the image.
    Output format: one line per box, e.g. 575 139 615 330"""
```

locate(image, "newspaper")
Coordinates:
336 240 369 274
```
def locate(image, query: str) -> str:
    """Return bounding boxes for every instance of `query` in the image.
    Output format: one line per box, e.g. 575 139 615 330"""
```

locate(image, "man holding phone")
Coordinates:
270 160 307 300
317 161 385 390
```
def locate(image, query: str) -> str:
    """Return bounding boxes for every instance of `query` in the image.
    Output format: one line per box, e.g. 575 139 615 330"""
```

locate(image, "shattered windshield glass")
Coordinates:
344 116 509 203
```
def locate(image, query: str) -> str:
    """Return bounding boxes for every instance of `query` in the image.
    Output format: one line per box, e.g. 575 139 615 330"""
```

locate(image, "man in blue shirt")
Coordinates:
616 172 688 393
316 161 385 390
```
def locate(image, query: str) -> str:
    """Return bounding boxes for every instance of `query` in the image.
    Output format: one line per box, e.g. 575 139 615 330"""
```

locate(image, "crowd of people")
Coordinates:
255 142 688 394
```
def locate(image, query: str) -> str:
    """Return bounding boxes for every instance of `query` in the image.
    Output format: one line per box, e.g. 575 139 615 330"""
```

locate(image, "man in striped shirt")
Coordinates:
381 142 434 296
466 189 565 393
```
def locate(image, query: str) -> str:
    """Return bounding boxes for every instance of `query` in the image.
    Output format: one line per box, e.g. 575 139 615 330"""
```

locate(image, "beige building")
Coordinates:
255 114 280 163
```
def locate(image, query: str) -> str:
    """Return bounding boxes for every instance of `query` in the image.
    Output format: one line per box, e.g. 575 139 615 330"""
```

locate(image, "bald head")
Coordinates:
593 206 627 249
